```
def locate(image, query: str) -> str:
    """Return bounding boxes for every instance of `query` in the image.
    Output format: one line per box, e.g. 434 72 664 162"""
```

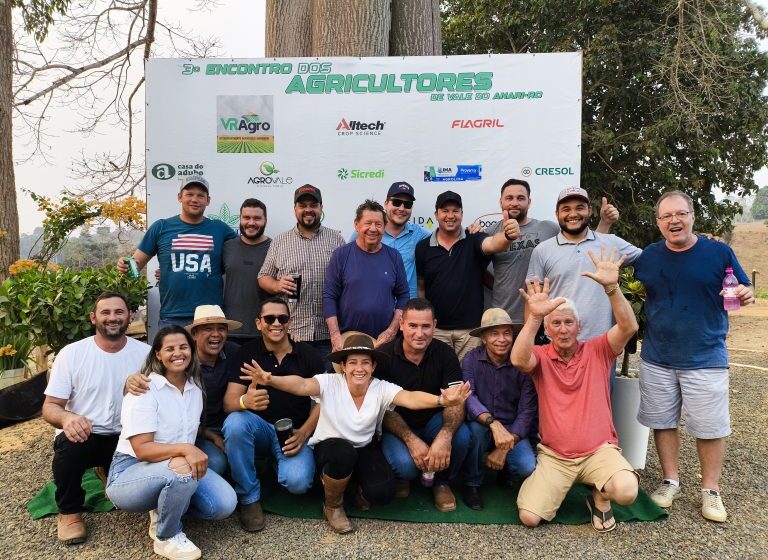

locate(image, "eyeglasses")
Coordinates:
657 211 692 222
260 314 290 325
388 199 413 209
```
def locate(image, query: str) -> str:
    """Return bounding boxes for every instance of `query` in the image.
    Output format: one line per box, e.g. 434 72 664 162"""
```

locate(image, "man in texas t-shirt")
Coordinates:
118 175 236 327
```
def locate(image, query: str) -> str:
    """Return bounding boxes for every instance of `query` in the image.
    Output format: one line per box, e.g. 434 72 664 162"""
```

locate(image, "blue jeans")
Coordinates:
106 452 237 540
381 411 472 485
222 411 315 505
463 421 537 487
158 317 194 329
195 430 227 476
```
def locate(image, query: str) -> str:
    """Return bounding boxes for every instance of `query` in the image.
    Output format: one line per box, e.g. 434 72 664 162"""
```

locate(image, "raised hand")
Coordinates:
519 276 567 320
580 247 625 287
600 197 620 224
240 359 272 386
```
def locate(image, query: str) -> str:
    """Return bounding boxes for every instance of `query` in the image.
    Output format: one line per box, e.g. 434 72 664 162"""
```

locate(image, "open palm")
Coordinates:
580 247 625 287
519 277 567 319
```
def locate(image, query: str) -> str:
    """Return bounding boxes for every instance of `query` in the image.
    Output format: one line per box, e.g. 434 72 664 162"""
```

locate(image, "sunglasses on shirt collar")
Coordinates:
260 314 290 325
388 198 414 209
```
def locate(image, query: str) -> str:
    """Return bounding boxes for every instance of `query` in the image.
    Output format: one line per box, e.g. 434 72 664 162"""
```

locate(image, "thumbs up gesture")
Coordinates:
502 210 520 241
600 197 620 224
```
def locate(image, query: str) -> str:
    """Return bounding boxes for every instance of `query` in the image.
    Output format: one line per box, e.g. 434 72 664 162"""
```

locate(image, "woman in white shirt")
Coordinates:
240 333 470 534
106 326 236 560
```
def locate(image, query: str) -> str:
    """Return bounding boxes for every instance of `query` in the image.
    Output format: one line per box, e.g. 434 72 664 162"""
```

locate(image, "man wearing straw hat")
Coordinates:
459 308 538 511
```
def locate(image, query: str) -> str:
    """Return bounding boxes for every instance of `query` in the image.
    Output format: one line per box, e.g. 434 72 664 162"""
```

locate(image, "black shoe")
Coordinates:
461 486 483 510
497 470 516 488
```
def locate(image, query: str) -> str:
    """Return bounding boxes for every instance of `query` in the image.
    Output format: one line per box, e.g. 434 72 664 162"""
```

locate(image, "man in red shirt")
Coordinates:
511 247 639 532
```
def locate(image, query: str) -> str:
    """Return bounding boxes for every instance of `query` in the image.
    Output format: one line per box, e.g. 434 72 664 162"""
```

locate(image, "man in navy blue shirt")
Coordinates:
324 199 409 350
634 190 754 523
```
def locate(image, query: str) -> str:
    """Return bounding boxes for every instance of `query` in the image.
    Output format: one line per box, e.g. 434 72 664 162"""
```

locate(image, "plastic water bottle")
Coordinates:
722 268 741 311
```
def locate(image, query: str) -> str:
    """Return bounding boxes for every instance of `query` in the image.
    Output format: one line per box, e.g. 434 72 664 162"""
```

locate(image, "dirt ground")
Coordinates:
730 220 767 282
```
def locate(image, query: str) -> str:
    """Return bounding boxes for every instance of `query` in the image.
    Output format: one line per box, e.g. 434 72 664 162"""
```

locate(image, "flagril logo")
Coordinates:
450 119 504 128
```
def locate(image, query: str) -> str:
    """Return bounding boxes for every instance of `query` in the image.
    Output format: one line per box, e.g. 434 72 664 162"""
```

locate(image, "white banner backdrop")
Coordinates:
144 53 582 326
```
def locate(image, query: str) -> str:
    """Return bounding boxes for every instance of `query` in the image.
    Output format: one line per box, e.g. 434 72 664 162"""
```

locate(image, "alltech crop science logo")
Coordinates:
247 161 294 186
217 95 274 154
450 118 504 129
336 118 385 136
337 167 385 180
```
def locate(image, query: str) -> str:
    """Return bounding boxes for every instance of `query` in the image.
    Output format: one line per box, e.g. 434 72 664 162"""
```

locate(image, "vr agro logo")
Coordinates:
217 95 274 154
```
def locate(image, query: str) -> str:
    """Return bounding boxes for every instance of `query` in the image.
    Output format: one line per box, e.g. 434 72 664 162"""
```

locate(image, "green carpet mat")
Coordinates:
27 469 114 520
261 477 667 525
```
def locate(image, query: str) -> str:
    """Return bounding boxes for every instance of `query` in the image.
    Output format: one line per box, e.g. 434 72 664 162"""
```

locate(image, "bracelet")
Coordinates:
604 284 619 296
239 394 247 410
437 394 445 407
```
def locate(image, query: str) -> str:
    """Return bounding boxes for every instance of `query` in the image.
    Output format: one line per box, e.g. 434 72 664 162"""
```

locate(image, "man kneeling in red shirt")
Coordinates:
511 247 639 533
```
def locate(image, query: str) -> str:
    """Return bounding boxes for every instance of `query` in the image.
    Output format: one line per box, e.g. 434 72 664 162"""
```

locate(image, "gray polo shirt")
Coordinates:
487 218 560 324
526 229 641 341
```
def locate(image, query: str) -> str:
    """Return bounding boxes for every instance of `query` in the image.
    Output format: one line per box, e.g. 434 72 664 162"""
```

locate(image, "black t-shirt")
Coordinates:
201 341 239 430
226 338 324 427
415 230 490 329
377 337 462 429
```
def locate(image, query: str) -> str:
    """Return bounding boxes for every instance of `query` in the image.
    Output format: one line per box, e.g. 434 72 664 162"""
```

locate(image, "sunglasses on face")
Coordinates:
260 314 290 325
388 198 414 209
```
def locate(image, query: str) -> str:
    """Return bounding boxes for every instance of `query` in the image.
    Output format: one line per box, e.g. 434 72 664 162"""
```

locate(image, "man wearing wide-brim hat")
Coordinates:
127 304 243 478
459 308 538 511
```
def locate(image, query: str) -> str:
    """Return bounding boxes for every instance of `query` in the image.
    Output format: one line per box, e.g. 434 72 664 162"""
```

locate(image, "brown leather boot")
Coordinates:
321 473 353 534
57 513 87 545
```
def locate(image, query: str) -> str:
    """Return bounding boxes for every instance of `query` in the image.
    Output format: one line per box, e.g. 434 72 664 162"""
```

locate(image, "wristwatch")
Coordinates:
482 415 496 428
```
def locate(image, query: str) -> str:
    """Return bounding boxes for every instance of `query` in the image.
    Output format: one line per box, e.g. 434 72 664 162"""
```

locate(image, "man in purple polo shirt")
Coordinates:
459 308 537 510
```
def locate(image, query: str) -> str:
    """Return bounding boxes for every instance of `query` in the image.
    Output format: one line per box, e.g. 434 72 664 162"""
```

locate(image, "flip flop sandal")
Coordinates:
586 494 616 533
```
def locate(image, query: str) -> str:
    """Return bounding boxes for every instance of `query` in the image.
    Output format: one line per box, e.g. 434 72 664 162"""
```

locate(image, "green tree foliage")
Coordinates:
442 0 768 247
752 186 768 219
11 0 70 41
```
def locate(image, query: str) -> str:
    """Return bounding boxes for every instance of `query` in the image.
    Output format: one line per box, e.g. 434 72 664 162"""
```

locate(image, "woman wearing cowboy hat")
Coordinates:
240 333 471 534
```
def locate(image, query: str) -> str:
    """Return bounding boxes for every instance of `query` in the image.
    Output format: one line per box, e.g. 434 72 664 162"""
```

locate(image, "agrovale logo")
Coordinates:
248 161 293 186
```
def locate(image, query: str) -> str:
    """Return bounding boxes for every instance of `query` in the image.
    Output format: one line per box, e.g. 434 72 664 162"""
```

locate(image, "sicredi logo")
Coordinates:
450 119 504 129
522 166 575 176
337 168 385 180
217 95 275 154
336 118 385 136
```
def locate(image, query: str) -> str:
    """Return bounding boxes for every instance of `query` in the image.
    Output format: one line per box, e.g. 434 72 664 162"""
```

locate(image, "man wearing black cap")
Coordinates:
259 185 345 361
117 175 236 327
415 190 519 361
351 181 430 299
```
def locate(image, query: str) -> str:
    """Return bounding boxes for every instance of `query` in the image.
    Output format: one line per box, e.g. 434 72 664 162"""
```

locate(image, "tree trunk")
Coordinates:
266 0 312 57
311 0 391 56
390 0 441 55
0 0 20 281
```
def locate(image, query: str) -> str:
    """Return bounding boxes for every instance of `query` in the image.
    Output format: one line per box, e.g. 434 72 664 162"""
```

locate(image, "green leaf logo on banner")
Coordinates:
337 168 349 180
209 203 239 226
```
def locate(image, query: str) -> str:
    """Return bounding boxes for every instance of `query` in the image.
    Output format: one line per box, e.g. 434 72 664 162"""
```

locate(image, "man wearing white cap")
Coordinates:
126 304 243 476
526 187 640 345
117 175 236 327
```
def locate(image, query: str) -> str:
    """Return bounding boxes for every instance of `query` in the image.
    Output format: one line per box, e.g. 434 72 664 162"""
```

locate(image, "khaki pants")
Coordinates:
433 328 482 363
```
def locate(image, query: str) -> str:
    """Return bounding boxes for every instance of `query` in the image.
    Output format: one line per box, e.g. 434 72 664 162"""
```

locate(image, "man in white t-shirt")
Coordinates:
43 292 150 545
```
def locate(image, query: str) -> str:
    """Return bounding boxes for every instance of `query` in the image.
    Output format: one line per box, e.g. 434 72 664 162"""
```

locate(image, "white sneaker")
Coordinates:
651 480 682 508
153 531 202 560
148 509 158 541
701 489 727 522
